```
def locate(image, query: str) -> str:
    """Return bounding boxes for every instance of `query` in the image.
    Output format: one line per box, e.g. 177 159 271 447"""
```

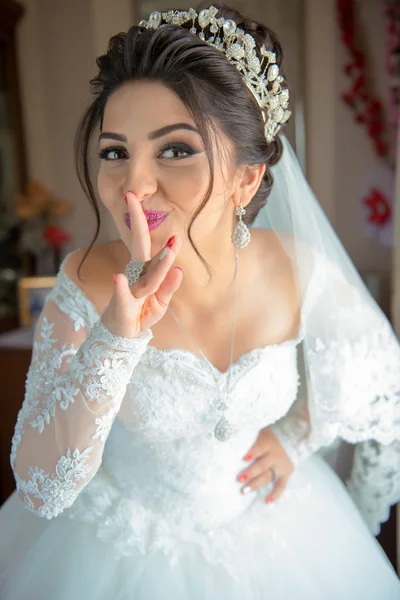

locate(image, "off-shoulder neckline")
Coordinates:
58 249 304 376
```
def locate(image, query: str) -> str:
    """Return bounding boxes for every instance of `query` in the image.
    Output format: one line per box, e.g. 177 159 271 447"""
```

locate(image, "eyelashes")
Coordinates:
161 143 197 160
98 143 198 162
98 146 126 161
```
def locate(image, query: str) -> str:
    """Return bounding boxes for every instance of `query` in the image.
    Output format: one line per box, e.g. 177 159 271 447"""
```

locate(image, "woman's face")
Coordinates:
97 80 241 256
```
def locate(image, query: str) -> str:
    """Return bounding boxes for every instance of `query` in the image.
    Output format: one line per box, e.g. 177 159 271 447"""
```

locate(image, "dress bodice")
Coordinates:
64 330 304 566
97 331 303 532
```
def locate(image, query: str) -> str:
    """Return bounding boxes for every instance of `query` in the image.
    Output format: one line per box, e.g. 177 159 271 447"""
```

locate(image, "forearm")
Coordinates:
269 395 319 467
11 313 152 519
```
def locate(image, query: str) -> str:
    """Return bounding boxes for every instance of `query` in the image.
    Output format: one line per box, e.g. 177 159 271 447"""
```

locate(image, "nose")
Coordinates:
123 155 157 202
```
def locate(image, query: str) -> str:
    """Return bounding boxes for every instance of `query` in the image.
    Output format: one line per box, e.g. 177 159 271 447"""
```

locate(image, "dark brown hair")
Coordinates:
75 3 289 279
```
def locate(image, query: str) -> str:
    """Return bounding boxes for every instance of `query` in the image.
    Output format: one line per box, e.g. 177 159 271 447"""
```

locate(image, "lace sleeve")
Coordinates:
345 439 400 535
271 249 400 533
269 393 317 468
10 280 152 520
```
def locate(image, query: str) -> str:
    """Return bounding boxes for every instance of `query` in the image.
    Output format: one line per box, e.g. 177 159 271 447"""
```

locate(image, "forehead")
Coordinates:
102 80 195 134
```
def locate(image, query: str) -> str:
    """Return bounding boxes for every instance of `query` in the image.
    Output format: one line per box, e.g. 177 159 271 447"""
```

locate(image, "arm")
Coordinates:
10 293 152 520
269 391 318 468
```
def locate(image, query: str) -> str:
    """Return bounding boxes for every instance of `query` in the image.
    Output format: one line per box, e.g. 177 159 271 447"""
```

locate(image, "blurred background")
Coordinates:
0 0 399 571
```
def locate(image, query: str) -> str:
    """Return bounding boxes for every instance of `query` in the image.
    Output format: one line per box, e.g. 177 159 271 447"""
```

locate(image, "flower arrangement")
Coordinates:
15 181 73 273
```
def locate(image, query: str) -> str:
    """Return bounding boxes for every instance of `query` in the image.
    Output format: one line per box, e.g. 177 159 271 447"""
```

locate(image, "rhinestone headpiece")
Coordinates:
138 5 291 142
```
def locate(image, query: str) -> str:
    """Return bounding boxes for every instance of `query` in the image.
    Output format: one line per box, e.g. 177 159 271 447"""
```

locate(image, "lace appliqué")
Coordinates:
346 439 400 535
93 405 120 442
45 259 99 332
66 319 152 405
270 289 400 531
10 276 153 519
308 301 400 444
66 462 312 581
14 448 94 520
269 398 313 467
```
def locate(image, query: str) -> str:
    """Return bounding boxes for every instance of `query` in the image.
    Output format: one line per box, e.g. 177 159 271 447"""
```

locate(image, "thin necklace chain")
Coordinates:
166 248 239 441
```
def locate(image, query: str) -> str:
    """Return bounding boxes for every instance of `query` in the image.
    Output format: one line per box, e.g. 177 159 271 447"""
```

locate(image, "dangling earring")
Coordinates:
231 202 251 249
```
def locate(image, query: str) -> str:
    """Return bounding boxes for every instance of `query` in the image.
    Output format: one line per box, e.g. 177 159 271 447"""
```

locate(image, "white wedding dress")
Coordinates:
0 251 399 599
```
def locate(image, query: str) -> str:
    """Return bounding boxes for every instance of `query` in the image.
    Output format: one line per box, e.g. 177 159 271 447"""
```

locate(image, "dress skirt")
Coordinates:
0 454 399 600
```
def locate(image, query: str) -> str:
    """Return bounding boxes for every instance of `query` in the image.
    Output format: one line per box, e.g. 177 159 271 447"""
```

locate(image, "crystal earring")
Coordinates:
231 202 251 249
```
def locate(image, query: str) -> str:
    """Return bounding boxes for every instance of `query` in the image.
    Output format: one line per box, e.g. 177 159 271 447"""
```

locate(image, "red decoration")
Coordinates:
362 188 392 227
337 0 391 165
384 1 400 157
43 225 71 249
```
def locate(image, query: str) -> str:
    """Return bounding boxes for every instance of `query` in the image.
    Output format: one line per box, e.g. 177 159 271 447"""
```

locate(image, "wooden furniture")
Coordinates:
0 328 33 504
18 277 57 325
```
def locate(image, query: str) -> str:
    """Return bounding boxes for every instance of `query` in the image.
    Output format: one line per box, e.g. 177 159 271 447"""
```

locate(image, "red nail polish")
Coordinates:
167 236 176 248
266 496 274 503
238 474 248 482
113 273 118 283
244 453 253 461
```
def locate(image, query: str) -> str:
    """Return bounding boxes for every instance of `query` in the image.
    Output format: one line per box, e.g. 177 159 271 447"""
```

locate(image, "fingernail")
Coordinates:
113 273 118 283
159 247 170 261
243 453 253 461
266 495 274 503
167 235 176 248
242 486 252 495
238 474 248 482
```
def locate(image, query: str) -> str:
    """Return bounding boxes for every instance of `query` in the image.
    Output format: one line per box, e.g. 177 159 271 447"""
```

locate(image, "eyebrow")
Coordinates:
99 123 199 143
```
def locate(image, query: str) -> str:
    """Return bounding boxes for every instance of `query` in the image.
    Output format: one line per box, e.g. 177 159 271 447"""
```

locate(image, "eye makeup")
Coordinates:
98 141 203 162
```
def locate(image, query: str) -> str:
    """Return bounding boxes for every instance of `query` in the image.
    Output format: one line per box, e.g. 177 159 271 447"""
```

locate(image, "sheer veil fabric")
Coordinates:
253 135 400 534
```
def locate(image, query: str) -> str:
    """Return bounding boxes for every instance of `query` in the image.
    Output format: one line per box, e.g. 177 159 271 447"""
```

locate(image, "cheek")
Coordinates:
97 167 121 211
169 165 229 240
163 158 219 213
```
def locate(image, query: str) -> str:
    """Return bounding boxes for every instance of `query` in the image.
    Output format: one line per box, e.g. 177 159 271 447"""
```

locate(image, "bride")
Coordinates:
1 3 399 598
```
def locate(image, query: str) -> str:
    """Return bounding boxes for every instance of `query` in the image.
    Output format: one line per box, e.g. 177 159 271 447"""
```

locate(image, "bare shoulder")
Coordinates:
250 228 295 267
250 228 302 337
63 241 121 313
251 228 314 276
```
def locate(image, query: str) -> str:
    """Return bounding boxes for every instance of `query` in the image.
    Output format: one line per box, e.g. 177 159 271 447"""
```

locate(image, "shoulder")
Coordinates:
250 228 295 269
251 227 314 289
62 241 121 313
63 241 117 282
250 228 302 336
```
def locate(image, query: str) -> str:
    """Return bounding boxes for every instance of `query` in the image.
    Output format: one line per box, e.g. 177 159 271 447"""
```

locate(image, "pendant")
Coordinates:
214 416 232 442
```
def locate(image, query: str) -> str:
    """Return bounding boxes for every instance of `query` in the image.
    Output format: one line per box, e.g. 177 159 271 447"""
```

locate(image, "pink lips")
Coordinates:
124 210 170 231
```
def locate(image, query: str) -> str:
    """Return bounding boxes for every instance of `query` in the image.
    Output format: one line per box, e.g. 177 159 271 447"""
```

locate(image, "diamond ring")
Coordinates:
124 259 145 286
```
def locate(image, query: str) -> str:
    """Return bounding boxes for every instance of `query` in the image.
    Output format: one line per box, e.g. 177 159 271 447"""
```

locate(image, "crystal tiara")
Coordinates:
138 5 291 143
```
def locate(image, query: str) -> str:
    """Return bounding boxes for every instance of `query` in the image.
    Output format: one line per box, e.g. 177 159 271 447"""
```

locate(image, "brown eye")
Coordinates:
160 143 196 160
98 146 127 161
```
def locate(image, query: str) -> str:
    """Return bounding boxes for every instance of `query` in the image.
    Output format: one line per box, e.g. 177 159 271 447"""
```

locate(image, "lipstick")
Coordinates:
124 210 170 231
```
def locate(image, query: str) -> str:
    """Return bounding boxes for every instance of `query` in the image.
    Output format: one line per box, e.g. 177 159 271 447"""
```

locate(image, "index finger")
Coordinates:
242 428 271 461
125 191 151 261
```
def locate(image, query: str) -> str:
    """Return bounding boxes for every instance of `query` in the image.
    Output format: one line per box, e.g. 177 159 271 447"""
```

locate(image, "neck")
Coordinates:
171 233 238 317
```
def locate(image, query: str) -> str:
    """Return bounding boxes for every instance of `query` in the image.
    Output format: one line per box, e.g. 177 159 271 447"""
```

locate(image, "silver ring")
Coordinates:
124 259 145 286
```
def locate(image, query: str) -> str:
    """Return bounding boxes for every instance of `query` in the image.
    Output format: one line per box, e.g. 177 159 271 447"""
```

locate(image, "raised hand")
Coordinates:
101 191 183 338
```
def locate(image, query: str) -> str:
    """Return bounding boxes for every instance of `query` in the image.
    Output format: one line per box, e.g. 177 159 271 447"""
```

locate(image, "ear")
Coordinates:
232 163 266 208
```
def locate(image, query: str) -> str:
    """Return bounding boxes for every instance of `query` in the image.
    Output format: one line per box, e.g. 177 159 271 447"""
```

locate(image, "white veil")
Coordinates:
252 135 400 534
